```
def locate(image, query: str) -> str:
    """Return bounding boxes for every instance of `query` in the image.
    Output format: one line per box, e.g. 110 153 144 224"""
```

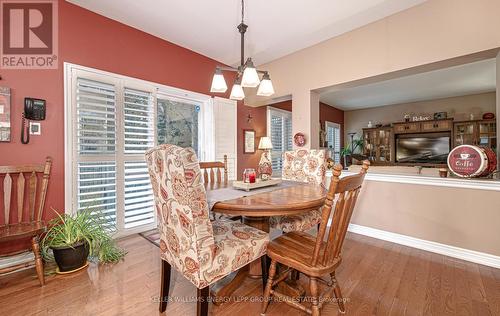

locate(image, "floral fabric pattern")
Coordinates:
271 149 326 232
282 149 326 185
269 209 323 233
146 144 268 289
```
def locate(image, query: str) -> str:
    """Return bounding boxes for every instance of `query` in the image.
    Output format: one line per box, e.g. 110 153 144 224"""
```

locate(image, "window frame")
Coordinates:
64 63 220 237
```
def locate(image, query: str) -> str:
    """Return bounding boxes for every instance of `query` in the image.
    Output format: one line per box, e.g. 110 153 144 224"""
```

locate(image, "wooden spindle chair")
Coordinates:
199 154 229 187
199 155 241 222
0 157 52 286
262 161 370 316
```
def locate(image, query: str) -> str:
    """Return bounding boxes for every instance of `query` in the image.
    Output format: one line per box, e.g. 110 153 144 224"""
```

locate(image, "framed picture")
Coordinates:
243 129 255 154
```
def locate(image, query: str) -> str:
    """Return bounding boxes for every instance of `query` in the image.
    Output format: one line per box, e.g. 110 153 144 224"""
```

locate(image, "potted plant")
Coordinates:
341 138 364 169
42 209 126 273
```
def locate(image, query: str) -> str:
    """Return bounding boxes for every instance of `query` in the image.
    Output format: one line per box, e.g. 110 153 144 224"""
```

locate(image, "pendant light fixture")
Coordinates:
210 67 228 93
230 76 245 100
209 0 274 100
256 72 275 96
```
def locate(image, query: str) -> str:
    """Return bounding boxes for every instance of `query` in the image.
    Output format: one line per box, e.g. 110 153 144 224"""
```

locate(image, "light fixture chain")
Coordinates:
241 0 244 23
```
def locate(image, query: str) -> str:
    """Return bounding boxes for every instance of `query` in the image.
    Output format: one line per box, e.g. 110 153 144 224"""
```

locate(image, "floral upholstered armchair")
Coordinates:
145 144 269 316
269 149 327 233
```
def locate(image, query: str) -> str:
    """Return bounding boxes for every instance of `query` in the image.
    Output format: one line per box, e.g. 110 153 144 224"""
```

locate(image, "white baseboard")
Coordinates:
348 223 500 269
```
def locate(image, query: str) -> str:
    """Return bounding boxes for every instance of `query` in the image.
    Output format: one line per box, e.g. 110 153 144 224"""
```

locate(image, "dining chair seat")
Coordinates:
266 231 341 277
211 219 269 278
269 209 322 233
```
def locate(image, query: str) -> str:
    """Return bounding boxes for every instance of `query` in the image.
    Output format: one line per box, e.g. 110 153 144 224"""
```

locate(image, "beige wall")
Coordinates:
246 0 500 150
344 92 496 143
351 179 500 256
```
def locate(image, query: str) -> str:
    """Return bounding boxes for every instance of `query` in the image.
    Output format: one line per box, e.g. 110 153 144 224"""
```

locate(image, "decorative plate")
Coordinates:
294 132 306 147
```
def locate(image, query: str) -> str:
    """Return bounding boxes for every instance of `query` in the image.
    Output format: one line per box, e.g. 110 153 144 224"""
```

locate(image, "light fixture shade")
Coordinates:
230 82 245 100
241 59 260 87
210 68 227 93
258 136 273 150
257 73 275 96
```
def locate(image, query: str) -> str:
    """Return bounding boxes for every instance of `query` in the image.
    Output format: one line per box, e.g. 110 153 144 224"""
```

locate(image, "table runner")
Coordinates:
206 180 301 210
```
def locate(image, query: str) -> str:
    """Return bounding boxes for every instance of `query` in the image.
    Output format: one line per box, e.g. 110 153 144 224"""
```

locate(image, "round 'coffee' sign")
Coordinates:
447 145 497 178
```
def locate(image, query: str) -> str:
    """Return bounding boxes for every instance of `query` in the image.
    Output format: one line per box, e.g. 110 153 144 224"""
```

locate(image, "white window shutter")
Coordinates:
213 97 237 180
326 121 341 163
123 88 155 154
267 107 292 174
76 78 116 155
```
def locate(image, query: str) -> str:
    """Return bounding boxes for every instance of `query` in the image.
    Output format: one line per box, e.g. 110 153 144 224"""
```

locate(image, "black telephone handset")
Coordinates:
21 97 46 144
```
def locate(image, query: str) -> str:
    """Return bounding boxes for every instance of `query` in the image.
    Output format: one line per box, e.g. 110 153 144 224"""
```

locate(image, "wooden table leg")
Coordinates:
242 216 269 278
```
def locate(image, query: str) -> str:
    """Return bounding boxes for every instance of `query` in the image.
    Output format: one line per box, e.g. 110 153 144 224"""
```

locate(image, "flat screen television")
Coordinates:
396 133 451 163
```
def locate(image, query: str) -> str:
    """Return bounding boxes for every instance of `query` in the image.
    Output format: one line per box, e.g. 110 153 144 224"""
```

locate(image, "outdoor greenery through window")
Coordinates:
157 98 200 154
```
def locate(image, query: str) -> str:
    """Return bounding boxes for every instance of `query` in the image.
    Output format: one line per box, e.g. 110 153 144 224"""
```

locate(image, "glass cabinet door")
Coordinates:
454 122 475 146
377 129 392 162
363 130 376 161
478 121 496 149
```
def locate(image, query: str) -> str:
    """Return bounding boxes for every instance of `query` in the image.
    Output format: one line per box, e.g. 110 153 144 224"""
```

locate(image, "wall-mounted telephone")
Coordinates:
21 97 46 144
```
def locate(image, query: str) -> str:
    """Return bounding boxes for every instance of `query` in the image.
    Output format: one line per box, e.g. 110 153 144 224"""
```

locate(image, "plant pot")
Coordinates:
342 155 352 169
51 241 89 273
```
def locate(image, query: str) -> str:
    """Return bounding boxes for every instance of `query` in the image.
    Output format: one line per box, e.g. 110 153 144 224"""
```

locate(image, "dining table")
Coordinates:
205 180 327 305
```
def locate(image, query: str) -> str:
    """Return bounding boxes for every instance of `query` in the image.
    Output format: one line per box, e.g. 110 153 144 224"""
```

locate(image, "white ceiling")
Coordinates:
320 59 497 111
67 0 427 66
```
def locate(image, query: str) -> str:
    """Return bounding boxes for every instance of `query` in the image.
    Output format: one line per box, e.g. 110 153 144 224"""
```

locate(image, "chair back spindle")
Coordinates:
199 154 228 185
311 161 370 267
0 157 52 225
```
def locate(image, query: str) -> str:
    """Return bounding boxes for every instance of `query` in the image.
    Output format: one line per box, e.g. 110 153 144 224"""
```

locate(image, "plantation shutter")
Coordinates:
75 78 117 226
268 107 292 174
326 122 341 163
213 97 237 180
68 65 223 237
124 88 155 154
76 78 116 155
71 71 156 235
123 88 155 229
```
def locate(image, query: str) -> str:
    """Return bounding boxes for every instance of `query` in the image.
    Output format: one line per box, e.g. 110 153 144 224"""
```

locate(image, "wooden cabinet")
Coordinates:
393 122 420 134
394 119 453 134
363 127 394 164
454 120 496 149
421 119 453 132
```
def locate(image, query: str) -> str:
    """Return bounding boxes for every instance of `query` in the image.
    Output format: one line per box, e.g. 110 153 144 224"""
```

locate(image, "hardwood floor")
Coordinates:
1 232 499 316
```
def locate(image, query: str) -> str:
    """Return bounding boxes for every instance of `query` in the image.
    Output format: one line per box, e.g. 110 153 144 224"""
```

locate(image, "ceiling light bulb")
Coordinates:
241 58 260 88
256 73 275 97
210 68 227 93
230 79 245 100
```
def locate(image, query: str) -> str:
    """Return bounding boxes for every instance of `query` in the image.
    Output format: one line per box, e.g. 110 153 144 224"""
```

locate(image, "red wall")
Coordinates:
0 2 234 251
236 100 344 178
320 102 345 149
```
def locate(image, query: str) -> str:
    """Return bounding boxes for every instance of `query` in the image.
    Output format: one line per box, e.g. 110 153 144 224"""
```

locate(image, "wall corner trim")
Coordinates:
348 223 500 269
